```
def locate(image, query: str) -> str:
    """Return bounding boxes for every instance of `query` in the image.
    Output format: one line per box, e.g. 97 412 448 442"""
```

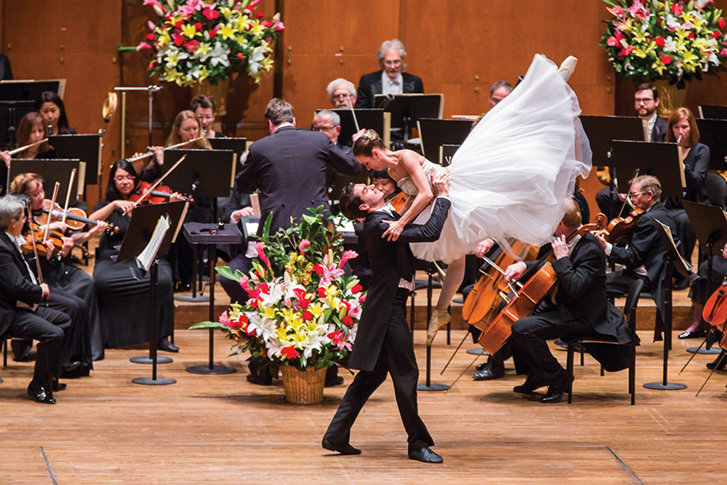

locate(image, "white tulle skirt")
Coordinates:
410 54 592 264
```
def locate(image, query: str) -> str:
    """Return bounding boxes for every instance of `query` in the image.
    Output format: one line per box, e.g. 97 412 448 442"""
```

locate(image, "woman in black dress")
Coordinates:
35 91 76 136
89 160 181 352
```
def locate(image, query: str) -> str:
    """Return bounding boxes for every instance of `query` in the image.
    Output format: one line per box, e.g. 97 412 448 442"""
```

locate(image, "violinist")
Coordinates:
595 175 679 340
506 198 631 403
10 173 106 370
0 195 69 403
89 160 182 352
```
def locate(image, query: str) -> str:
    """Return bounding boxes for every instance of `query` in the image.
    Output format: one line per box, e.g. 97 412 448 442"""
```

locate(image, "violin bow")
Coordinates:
440 331 472 375
345 95 360 132
444 353 483 394
62 169 76 225
127 154 188 211
43 182 61 244
617 169 640 216
480 255 523 294
26 200 44 285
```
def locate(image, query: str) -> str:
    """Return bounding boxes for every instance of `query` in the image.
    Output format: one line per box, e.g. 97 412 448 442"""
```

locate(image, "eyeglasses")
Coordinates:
314 125 336 132
333 93 353 100
114 175 136 182
628 191 646 198
383 60 402 67
635 97 654 103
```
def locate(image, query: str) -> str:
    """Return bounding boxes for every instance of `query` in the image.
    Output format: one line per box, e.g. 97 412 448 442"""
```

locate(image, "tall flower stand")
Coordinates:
653 79 688 118
191 78 230 116
281 366 327 404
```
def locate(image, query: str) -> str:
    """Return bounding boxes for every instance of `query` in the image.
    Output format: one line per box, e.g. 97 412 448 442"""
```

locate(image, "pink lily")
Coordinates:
339 250 358 268
299 239 310 253
255 241 271 269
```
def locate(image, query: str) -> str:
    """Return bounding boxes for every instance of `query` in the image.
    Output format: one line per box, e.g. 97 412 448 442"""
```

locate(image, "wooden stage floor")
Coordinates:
2 326 727 484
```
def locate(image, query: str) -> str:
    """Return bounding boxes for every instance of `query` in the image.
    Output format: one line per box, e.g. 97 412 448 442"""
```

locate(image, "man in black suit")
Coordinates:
596 82 667 219
505 198 631 403
0 196 68 404
355 39 424 109
595 175 679 341
322 173 451 464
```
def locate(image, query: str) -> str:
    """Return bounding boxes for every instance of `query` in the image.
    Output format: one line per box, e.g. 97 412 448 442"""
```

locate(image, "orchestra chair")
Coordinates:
565 278 643 405
705 172 727 209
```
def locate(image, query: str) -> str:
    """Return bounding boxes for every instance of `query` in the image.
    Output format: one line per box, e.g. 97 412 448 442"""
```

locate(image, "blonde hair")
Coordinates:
561 197 582 229
166 110 211 149
10 173 43 195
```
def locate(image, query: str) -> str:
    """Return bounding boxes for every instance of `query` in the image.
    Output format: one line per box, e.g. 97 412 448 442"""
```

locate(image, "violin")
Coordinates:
599 208 645 245
23 219 89 259
462 240 539 329
388 192 408 213
40 204 120 235
476 213 608 354
129 181 177 205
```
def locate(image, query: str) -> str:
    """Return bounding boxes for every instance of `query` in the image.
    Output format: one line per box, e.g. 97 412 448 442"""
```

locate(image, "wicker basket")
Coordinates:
281 365 327 404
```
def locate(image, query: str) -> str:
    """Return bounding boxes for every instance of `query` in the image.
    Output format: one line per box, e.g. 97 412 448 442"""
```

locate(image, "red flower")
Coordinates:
317 287 327 298
607 36 620 47
342 316 354 327
328 330 344 344
313 264 324 275
293 288 309 309
220 311 232 328
261 20 271 28
237 52 245 60
302 311 313 321
618 45 634 57
359 294 367 303
350 284 362 294
209 28 218 38
661 54 673 65
281 346 299 360
340 300 351 313
255 10 264 19
173 34 184 46
146 33 156 41
185 40 200 52
654 36 666 47
713 30 722 39
719 18 727 32
173 18 184 28
194 22 203 31
202 8 219 21
672 3 683 15
688 32 695 40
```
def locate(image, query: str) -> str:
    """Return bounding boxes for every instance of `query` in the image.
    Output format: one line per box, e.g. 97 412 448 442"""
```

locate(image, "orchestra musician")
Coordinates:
505 198 631 403
13 112 57 160
326 78 357 109
0 195 69 404
35 91 76 136
89 160 183 352
191 94 223 139
355 39 424 109
682 242 727 346
322 173 451 464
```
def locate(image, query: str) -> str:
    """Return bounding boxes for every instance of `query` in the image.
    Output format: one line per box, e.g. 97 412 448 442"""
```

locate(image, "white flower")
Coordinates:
247 45 266 74
665 14 681 30
663 36 677 53
208 42 231 67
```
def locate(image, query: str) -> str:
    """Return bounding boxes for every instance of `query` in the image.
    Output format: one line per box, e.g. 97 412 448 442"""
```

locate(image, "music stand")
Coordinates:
0 100 33 147
163 148 236 302
374 94 443 145
209 137 247 171
695 119 727 171
699 105 727 120
0 80 63 147
118 201 187 385
9 159 85 203
682 200 727 355
643 218 690 391
611 141 685 199
48 134 102 190
184 222 242 375
417 118 471 164
330 108 391 148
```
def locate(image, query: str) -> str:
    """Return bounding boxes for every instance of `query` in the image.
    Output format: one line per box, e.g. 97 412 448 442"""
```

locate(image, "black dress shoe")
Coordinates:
157 338 179 353
678 330 706 339
408 446 443 464
322 438 361 455
27 386 56 404
52 379 67 392
673 277 690 291
476 362 488 371
472 364 505 381
540 374 574 404
325 376 344 387
707 357 727 370
513 375 548 394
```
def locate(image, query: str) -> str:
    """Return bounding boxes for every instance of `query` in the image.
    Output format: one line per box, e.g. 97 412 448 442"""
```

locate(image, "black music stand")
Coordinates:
682 200 727 355
0 101 33 148
0 80 62 147
118 201 187 385
330 108 388 147
209 137 247 170
417 118 471 164
695 119 727 171
699 105 727 120
184 222 242 375
48 134 102 192
374 94 443 146
611 141 685 199
9 159 84 204
163 148 236 302
643 218 690 391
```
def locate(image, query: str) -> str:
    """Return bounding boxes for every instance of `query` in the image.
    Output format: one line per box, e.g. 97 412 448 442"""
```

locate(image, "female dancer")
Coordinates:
89 160 183 351
352 55 591 344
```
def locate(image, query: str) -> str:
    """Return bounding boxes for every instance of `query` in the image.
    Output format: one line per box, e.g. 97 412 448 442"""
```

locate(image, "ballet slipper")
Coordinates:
558 56 578 82
426 309 451 346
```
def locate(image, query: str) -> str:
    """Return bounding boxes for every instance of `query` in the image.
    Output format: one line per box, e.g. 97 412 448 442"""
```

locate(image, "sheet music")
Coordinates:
653 218 692 271
136 215 170 272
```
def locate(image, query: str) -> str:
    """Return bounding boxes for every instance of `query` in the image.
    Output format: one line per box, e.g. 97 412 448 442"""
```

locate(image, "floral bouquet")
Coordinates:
601 0 727 87
191 207 364 372
136 0 284 86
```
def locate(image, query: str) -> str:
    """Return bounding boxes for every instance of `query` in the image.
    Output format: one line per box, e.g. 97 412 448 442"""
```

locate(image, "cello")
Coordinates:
476 213 608 354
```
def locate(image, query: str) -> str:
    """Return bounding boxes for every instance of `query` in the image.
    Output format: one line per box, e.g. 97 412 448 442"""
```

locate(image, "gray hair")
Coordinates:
490 80 513 96
315 109 341 127
326 78 356 102
377 39 407 70
265 98 295 126
0 195 26 231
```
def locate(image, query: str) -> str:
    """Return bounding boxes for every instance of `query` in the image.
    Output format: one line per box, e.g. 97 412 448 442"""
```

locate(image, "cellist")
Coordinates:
505 198 631 403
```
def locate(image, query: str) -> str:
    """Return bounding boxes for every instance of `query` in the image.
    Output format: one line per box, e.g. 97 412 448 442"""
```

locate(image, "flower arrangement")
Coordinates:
191 207 364 372
136 0 284 86
601 0 727 87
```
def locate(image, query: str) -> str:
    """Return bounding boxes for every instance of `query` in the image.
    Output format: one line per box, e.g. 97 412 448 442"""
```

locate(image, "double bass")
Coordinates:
476 213 608 354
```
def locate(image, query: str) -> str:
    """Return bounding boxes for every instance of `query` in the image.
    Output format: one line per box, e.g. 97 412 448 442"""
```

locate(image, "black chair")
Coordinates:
705 172 727 209
566 278 644 405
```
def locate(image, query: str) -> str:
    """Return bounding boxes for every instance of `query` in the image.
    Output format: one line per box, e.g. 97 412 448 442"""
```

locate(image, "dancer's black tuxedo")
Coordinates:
324 197 450 451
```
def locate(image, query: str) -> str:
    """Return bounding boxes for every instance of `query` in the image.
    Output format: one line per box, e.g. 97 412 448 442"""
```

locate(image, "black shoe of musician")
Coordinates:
52 378 67 392
513 375 549 394
707 357 727 370
60 361 82 378
322 438 361 455
157 338 179 353
27 385 56 404
408 446 443 464
540 373 573 404
678 330 706 339
473 363 505 381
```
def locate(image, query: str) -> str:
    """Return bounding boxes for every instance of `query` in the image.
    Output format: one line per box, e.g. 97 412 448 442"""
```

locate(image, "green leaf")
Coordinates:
189 321 228 330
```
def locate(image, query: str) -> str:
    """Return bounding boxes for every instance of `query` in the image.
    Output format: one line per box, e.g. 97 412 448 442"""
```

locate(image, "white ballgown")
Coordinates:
398 54 592 263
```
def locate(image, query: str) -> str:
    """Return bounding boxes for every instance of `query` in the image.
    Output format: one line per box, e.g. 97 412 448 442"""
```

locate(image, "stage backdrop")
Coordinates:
2 0 727 210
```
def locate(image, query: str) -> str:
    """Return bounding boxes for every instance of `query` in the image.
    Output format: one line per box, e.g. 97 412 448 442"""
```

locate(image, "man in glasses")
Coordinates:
326 78 358 109
355 39 423 109
312 109 346 151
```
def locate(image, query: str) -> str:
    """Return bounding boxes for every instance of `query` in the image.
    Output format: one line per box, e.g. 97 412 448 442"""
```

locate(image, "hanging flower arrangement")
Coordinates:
136 0 284 86
601 0 727 87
